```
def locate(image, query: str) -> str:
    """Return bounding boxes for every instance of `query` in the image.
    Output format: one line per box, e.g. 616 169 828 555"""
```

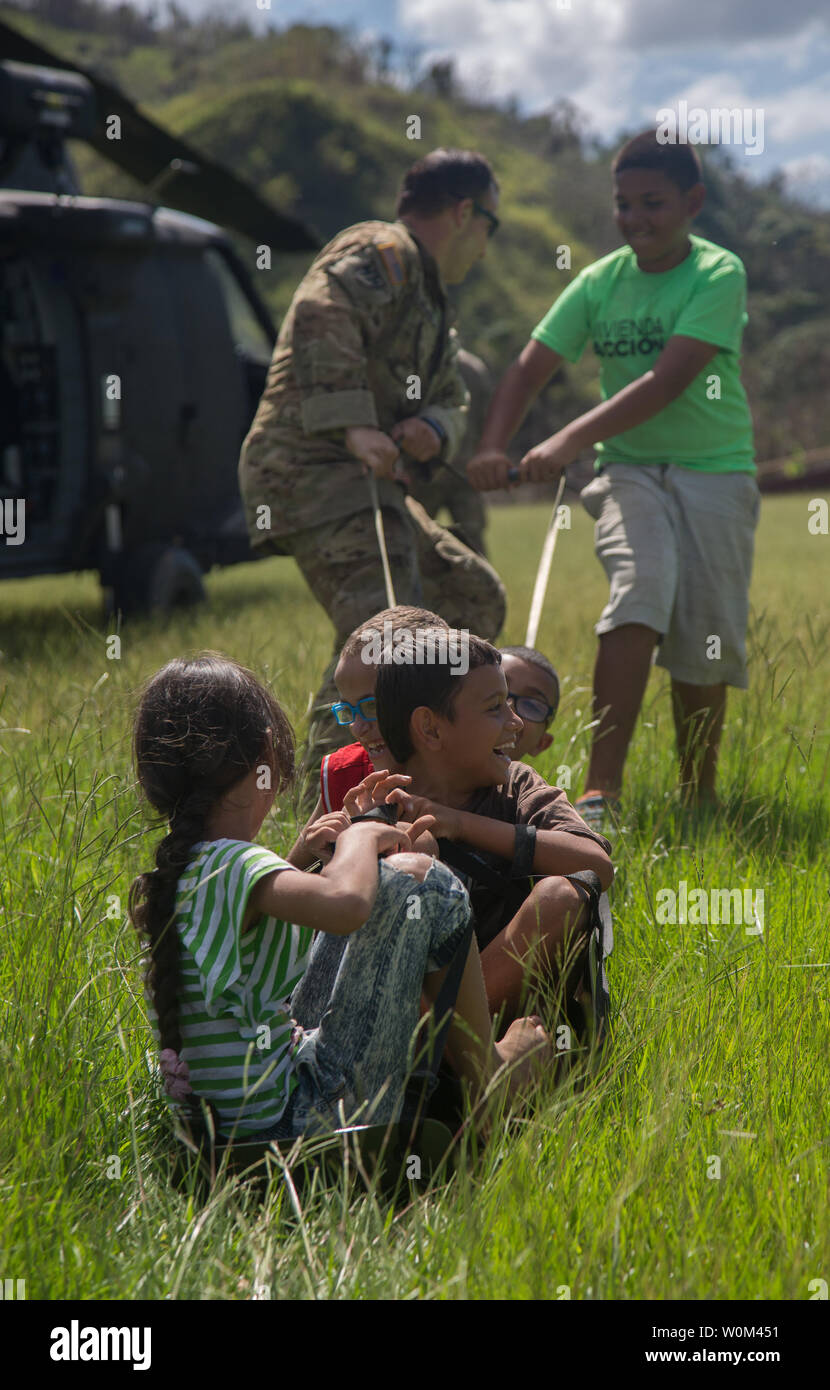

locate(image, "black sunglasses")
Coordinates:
453 193 499 239
472 200 500 238
506 692 556 725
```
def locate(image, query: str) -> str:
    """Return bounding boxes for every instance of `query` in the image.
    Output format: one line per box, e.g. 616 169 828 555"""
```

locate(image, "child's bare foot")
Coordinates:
494 1015 552 1097
459 1018 552 1145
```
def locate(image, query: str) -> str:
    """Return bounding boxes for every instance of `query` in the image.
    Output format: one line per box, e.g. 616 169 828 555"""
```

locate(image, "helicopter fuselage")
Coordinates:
0 191 276 601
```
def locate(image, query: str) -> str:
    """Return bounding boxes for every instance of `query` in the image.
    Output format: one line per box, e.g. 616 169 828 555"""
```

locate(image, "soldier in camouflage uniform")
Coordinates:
406 347 492 556
238 149 507 798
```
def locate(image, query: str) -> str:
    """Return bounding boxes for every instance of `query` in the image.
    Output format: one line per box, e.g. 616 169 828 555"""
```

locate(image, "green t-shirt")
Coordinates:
531 235 755 472
148 838 314 1136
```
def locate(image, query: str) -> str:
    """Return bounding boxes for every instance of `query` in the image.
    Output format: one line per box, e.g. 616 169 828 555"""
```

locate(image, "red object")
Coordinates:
320 743 374 812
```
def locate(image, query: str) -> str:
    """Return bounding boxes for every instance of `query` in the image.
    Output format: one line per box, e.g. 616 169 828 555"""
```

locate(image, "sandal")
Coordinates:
574 791 622 834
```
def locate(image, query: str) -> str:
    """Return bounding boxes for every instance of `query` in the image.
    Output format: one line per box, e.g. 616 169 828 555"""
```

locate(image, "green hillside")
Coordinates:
4 1 830 459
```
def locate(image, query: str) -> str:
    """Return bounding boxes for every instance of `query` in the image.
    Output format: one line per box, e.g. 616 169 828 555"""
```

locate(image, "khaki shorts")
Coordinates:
579 463 761 688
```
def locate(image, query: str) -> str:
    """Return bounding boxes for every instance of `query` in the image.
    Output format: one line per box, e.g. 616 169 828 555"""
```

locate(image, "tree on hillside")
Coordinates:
10 0 158 41
421 59 457 100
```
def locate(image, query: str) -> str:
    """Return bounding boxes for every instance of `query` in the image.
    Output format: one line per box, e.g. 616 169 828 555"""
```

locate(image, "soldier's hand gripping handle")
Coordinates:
389 417 442 464
345 426 400 480
467 449 516 491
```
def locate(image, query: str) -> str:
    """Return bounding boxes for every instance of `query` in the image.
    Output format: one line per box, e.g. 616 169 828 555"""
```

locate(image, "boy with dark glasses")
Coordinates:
499 645 560 761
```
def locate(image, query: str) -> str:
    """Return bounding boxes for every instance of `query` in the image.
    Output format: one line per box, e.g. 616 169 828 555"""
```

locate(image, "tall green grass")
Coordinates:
1 494 828 1299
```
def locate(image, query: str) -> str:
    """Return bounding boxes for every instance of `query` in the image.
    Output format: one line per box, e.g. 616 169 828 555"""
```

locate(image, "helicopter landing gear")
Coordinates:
103 543 206 618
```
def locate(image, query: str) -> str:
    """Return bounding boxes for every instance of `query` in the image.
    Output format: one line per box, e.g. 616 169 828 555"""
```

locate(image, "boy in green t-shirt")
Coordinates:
469 129 760 819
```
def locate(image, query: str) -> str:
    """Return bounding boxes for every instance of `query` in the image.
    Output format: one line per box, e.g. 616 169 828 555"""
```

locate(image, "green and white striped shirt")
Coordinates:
154 838 314 1136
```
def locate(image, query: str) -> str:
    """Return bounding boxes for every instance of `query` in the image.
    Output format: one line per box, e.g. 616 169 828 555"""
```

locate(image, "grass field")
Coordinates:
1 494 828 1301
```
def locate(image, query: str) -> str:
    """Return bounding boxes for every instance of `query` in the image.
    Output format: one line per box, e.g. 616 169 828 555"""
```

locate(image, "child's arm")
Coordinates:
520 335 720 482
467 340 565 491
287 794 326 868
246 821 412 936
456 810 613 889
390 792 613 890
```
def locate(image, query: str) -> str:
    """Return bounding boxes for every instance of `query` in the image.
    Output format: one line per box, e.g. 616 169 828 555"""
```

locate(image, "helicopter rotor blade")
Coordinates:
0 17 320 251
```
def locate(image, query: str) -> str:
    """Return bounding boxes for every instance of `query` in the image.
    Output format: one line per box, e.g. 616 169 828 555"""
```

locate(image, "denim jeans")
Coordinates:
237 858 470 1142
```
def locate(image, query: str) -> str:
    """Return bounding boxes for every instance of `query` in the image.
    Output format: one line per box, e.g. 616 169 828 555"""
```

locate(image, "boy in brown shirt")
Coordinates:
372 634 613 1026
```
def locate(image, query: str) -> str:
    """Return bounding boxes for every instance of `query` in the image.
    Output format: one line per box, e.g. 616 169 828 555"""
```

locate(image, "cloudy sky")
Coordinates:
107 0 830 205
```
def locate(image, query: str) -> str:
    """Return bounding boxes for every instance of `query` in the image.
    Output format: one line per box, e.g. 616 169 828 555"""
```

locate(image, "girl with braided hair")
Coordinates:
129 652 549 1144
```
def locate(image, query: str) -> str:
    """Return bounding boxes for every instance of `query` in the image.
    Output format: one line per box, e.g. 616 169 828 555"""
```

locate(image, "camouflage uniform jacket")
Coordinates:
238 219 470 549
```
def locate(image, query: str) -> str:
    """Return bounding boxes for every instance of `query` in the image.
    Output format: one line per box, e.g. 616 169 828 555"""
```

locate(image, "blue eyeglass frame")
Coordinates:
331 697 378 725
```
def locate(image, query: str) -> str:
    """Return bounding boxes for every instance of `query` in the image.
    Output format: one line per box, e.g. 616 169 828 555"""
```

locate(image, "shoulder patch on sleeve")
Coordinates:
326 242 398 298
375 241 407 287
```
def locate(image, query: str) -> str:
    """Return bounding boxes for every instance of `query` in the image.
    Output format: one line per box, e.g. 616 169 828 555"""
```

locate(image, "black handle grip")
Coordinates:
349 802 399 826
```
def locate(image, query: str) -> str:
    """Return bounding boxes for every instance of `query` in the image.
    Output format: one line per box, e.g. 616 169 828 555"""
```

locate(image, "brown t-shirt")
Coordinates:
461 762 611 854
446 763 611 949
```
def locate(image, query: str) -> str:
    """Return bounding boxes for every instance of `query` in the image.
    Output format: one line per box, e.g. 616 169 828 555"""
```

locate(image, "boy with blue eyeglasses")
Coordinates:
287 606 448 867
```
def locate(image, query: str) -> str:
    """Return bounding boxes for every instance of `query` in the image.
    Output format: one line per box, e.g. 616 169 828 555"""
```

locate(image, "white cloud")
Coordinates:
660 73 830 153
760 83 830 144
401 0 639 115
401 1 830 137
779 19 830 74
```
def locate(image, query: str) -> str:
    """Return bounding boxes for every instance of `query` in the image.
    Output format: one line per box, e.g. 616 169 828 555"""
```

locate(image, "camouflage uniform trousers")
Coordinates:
407 464 489 557
286 495 506 807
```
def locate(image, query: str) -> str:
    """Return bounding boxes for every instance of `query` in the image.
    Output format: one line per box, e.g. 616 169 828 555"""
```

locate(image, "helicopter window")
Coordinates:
203 249 273 364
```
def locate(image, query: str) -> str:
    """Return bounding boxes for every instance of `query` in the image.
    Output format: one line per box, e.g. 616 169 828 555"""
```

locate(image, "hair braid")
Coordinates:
129 789 213 1056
